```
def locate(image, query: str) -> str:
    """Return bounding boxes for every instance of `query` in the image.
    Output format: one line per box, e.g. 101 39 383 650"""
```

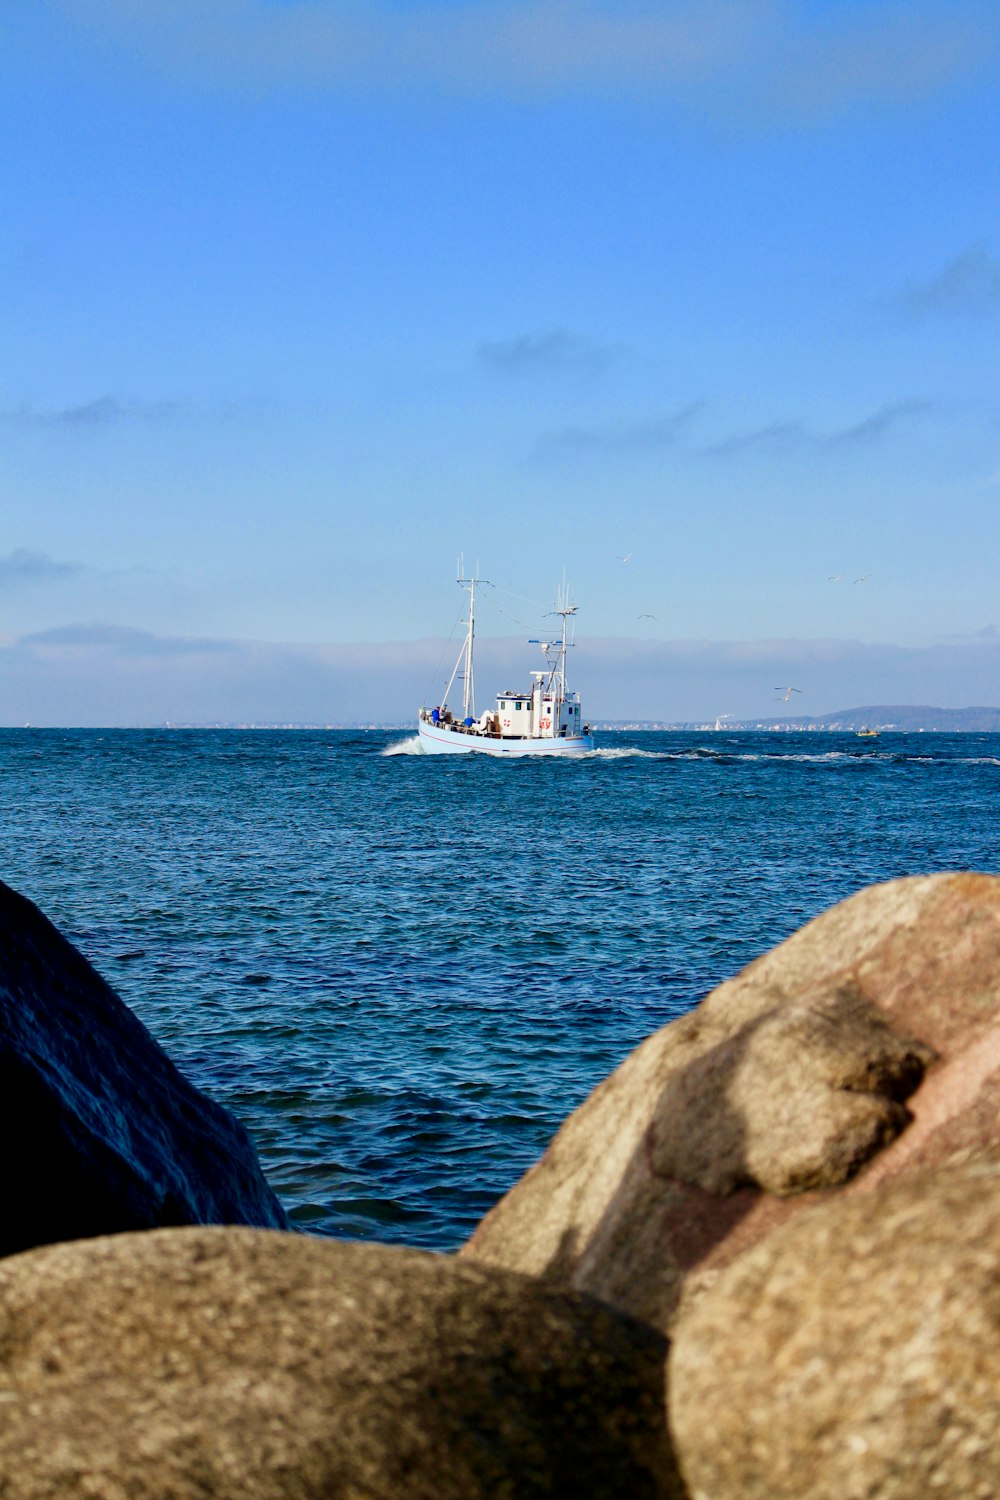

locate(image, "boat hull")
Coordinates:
418 721 594 756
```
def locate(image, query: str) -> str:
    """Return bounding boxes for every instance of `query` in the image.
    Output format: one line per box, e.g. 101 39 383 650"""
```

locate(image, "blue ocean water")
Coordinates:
1 727 997 1249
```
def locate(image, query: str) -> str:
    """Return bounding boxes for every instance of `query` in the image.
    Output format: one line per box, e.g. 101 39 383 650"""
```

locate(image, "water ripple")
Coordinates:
0 726 997 1248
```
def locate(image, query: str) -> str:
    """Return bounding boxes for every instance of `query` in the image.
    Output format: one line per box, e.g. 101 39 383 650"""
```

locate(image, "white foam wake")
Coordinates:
588 747 667 760
382 735 424 756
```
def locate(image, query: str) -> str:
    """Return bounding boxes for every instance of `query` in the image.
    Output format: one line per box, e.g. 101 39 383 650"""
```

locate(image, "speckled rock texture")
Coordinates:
669 1157 1000 1500
463 872 1000 1332
0 878 286 1255
0 1226 682 1500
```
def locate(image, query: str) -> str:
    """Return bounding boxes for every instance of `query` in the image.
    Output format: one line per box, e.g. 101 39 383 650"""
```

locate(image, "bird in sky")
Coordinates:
617 553 633 563
637 613 656 620
828 573 844 582
853 574 870 583
775 686 803 702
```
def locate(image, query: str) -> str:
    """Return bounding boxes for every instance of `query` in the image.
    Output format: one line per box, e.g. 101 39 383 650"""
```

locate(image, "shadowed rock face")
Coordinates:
669 1158 1000 1500
463 873 1000 1332
0 1227 681 1500
647 985 932 1196
0 878 286 1253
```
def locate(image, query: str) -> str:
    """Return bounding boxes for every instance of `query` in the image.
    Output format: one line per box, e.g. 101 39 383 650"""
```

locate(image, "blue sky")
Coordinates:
2 0 999 723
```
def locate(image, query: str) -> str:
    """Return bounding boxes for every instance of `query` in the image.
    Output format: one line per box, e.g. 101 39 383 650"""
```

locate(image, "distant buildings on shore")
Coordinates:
118 704 1000 733
595 705 1000 733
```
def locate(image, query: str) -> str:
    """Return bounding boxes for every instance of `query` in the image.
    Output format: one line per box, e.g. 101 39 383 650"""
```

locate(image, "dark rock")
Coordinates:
0 878 286 1255
463 873 1000 1332
0 1226 682 1499
669 1157 1000 1500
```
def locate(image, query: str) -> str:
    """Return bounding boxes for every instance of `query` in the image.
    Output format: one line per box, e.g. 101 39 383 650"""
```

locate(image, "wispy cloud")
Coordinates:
56 0 766 96
3 396 184 427
537 402 704 457
896 243 1000 316
536 397 931 461
826 400 935 444
942 624 999 644
20 623 238 656
577 633 1000 720
56 0 1000 121
707 400 933 456
5 623 1000 724
706 419 805 458
0 549 82 588
745 3 994 124
478 328 615 377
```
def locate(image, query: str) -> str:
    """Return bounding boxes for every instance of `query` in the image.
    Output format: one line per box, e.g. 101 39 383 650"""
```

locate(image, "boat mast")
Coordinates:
554 583 576 700
460 563 477 719
531 582 578 702
440 556 486 718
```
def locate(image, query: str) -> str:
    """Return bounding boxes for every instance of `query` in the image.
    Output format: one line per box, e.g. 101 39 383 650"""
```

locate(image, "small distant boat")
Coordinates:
856 727 881 738
418 569 595 757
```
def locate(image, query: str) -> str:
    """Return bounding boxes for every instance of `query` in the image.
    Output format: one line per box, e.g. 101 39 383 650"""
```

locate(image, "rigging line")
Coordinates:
421 606 466 707
477 589 538 631
484 580 551 614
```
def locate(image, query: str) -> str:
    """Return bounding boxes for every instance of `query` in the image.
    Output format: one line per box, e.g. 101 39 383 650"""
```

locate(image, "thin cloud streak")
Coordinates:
896 243 1000 316
943 624 999 644
537 402 704 457
3 396 185 427
541 397 932 461
706 400 934 456
0 549 82 588
21 624 240 656
4 624 1000 724
55 0 999 120
706 419 805 457
827 399 935 445
478 328 615 377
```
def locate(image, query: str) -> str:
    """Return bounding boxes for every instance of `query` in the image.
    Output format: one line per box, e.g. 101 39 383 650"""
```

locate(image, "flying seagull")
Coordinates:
828 573 844 582
775 686 803 702
617 553 633 563
637 613 656 620
853 575 870 583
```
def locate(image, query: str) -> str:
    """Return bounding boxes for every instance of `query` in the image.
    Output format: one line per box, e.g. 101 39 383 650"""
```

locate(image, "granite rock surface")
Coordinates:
669 1157 1000 1500
0 1226 681 1499
463 872 1000 1331
0 878 286 1255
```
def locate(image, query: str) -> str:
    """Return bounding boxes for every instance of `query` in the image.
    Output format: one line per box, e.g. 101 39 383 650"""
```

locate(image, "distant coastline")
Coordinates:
595 706 1000 733
8 707 1000 732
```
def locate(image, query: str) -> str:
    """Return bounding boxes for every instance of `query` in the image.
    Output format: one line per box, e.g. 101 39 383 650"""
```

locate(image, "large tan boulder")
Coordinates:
0 1226 681 1499
669 1157 1000 1500
462 872 1000 1331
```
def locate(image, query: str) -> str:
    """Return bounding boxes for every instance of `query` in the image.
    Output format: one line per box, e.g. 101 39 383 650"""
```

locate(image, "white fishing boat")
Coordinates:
418 569 595 756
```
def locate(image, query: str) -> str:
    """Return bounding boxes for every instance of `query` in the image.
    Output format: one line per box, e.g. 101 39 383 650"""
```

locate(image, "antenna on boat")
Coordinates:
537 579 578 701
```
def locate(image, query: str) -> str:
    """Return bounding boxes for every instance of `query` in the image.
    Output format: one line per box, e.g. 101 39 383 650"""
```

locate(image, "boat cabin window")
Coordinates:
515 701 522 711
500 700 506 709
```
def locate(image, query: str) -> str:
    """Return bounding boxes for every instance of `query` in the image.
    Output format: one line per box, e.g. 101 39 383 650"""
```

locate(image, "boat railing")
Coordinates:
420 708 505 738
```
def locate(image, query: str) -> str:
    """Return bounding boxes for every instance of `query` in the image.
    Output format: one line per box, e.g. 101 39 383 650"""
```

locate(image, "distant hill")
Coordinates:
789 705 1000 733
600 706 1000 733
